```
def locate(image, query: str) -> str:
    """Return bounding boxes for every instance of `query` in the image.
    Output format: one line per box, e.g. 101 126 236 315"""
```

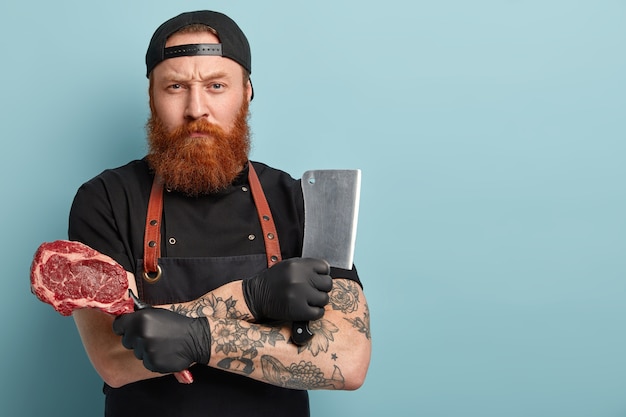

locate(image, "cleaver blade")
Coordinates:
291 169 361 345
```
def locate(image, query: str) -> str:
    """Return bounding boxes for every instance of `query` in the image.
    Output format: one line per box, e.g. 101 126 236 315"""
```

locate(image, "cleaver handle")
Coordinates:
291 320 313 345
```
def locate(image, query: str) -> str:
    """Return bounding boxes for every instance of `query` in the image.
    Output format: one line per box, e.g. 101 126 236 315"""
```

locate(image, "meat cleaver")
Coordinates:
291 169 361 345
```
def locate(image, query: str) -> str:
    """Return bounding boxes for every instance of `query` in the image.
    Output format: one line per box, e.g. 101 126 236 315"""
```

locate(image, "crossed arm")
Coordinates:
73 277 371 390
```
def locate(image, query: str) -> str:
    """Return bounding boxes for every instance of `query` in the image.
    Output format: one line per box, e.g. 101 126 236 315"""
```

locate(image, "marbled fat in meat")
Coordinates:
30 240 134 316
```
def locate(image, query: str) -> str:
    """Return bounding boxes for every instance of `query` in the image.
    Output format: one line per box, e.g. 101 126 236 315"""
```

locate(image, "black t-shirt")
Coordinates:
68 159 360 417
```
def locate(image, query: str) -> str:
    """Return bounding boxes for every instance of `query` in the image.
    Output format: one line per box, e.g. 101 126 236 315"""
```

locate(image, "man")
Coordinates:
70 10 371 417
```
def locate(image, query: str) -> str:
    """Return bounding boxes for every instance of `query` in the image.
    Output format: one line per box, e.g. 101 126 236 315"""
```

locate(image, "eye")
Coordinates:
210 83 224 90
169 83 182 90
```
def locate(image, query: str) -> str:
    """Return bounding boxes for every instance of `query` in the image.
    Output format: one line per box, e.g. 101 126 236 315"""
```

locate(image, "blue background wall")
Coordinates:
1 1 625 416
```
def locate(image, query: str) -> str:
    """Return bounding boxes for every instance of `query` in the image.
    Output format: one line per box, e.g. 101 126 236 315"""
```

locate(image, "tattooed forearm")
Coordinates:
169 294 252 321
260 355 345 390
344 303 371 340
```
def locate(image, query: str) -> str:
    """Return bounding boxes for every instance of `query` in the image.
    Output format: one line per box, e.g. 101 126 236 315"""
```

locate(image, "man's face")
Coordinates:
147 30 253 195
151 31 252 134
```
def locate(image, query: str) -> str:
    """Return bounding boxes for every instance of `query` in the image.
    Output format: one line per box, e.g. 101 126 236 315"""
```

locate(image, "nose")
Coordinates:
184 86 209 121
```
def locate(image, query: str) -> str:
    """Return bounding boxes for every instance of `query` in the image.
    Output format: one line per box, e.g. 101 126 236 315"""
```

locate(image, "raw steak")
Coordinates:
30 240 134 316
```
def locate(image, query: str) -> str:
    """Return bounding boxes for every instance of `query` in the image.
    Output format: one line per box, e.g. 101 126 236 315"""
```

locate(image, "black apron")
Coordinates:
104 163 309 417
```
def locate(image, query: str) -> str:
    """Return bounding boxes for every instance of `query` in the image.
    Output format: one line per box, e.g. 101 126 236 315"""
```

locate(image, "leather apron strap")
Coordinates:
143 176 164 282
142 162 282 283
247 162 282 268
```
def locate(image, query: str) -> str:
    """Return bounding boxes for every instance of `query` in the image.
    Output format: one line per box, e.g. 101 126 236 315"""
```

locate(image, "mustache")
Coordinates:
169 118 226 139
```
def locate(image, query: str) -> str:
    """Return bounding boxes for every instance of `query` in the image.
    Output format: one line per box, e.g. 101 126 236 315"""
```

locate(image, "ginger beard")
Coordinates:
146 98 250 196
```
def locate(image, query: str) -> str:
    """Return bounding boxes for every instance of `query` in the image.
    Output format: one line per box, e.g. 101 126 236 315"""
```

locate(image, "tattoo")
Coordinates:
213 319 285 375
296 318 339 356
345 303 371 340
217 357 254 375
329 280 360 313
261 355 345 390
169 294 251 320
293 281 369 353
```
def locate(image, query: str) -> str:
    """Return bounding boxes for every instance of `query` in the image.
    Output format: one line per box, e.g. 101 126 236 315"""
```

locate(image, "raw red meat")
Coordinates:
30 240 134 316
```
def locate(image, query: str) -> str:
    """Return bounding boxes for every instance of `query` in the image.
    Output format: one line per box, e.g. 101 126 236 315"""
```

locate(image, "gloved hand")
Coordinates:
242 257 332 322
112 308 211 374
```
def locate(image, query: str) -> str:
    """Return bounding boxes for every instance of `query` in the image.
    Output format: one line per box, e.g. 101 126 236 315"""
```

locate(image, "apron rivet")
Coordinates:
148 240 157 248
267 233 274 240
150 219 158 226
168 237 176 245
262 215 270 221
270 255 278 262
242 186 248 192
248 234 256 240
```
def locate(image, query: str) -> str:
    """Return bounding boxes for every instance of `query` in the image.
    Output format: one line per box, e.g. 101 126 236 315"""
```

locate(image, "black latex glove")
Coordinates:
242 257 333 322
112 308 211 374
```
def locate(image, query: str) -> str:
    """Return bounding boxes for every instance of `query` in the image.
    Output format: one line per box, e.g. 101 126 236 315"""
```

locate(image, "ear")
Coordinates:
245 79 253 102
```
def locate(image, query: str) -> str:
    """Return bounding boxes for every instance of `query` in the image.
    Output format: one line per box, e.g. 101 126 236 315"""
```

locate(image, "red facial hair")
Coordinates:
146 101 250 196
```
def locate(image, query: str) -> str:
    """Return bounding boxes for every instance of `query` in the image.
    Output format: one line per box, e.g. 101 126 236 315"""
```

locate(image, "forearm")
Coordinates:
205 314 362 390
180 279 371 391
161 282 351 389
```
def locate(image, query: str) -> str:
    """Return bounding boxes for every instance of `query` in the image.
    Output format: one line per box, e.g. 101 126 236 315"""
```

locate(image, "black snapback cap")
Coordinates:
145 10 252 78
